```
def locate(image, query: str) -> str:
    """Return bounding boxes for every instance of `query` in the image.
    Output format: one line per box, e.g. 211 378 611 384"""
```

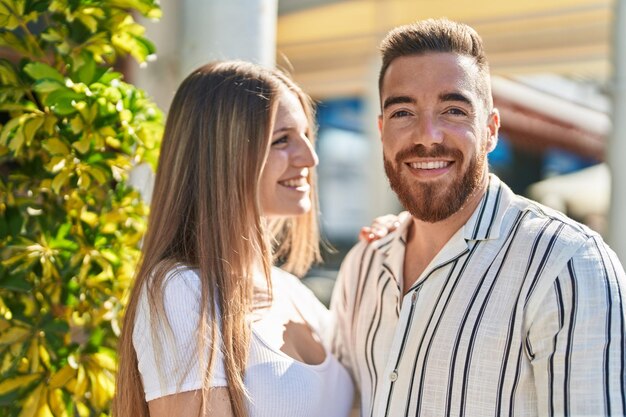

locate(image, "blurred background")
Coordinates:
125 0 626 305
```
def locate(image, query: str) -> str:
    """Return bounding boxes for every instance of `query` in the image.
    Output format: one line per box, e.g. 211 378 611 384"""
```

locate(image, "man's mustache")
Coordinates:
394 144 463 163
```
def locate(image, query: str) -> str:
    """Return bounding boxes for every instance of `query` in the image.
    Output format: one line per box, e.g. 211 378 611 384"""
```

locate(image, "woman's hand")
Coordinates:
359 211 409 242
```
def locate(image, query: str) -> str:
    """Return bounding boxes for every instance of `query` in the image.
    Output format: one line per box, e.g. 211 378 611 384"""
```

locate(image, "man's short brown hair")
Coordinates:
378 18 492 108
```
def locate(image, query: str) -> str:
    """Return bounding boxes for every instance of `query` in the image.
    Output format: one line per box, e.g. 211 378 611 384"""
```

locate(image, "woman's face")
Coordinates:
259 89 318 218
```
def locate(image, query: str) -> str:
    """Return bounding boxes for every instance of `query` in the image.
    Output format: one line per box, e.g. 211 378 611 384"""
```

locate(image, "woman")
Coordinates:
113 61 354 417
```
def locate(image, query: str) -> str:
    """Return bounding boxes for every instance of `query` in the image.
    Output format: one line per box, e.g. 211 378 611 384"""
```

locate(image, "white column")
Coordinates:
132 0 277 112
180 0 277 74
128 0 278 202
130 0 183 113
608 0 626 263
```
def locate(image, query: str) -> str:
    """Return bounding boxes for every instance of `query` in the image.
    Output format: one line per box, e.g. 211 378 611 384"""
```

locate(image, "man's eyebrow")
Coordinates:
382 95 415 111
440 92 473 107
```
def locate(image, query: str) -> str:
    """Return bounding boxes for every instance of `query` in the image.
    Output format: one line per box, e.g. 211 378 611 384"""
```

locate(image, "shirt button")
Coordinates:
389 371 398 381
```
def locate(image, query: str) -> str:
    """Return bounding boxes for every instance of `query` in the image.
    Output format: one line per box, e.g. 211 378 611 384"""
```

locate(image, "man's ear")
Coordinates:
378 114 383 140
486 108 500 152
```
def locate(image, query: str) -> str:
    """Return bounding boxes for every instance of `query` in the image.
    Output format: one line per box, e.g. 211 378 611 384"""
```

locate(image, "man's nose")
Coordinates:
414 115 444 146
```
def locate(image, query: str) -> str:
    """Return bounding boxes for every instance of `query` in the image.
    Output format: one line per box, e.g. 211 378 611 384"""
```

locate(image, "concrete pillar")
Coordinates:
180 0 277 75
128 0 278 201
608 0 626 263
132 0 277 112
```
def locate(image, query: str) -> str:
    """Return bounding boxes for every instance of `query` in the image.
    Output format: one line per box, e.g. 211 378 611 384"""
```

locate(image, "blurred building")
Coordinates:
127 0 624 276
274 0 618 262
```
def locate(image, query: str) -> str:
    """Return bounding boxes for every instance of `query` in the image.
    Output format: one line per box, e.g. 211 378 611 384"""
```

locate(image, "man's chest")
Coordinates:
350 250 542 415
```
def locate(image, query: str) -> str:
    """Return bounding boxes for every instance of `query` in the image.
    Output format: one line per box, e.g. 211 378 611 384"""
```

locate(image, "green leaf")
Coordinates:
76 12 99 33
56 222 71 240
0 326 30 345
22 116 45 146
0 374 41 395
0 32 29 56
107 0 160 17
33 79 65 94
0 2 20 30
27 0 50 13
0 117 21 146
0 59 18 84
72 134 91 154
97 70 122 84
1 207 23 238
51 170 71 193
41 319 69 335
44 87 83 105
42 138 70 155
23 62 65 83
134 35 156 56
0 274 32 292
8 127 25 153
0 103 36 112
40 28 63 43
44 88 83 116
15 0 25 15
86 152 107 164
0 389 20 406
75 59 96 84
49 237 77 251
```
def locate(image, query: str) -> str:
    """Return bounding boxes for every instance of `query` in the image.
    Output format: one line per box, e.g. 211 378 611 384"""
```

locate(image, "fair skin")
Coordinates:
259 88 319 217
378 52 499 293
148 89 322 417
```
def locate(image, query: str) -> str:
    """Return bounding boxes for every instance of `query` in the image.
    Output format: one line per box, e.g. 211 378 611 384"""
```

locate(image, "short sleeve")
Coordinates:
132 267 228 401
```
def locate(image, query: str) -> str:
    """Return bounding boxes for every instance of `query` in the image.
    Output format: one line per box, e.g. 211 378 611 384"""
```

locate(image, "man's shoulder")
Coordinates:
343 226 405 262
509 191 604 252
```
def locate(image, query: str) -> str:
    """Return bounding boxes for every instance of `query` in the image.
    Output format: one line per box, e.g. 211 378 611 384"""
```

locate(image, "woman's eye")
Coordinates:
271 135 289 146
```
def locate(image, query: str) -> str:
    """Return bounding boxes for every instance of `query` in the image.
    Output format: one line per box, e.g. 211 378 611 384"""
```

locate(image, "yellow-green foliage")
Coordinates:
0 0 163 415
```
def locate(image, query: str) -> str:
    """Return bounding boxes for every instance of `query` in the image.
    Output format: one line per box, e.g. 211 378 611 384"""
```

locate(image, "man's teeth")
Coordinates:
409 161 449 170
280 178 307 187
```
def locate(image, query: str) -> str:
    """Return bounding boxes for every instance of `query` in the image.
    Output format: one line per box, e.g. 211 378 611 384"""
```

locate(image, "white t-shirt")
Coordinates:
132 266 354 417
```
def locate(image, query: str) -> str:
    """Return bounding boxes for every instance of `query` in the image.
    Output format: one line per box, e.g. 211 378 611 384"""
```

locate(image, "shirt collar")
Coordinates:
377 174 511 284
461 173 510 242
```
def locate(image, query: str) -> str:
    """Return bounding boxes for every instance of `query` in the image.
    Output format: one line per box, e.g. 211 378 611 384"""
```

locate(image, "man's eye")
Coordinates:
390 110 411 118
445 108 467 116
271 135 289 146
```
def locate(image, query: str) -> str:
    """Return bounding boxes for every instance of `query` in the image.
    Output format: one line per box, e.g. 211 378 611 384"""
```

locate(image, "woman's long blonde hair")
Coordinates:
113 61 320 417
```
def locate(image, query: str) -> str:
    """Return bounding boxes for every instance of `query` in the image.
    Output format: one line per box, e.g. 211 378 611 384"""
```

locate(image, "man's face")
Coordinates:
379 52 499 223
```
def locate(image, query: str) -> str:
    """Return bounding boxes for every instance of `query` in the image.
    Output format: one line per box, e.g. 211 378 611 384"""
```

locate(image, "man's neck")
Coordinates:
402 175 489 293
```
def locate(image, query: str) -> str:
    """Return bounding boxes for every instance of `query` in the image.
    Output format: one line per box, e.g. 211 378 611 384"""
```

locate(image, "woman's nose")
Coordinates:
293 135 318 167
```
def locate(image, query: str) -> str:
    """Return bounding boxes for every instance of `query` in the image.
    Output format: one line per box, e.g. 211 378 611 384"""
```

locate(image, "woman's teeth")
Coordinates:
280 177 307 188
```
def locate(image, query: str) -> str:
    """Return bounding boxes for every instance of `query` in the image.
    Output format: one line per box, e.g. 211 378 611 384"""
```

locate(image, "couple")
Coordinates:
114 19 626 417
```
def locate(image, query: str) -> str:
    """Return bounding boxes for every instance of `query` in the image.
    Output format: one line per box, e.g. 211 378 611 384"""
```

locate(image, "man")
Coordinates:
331 18 626 417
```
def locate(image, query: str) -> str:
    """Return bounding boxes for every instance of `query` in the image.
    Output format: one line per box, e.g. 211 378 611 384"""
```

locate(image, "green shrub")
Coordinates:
0 0 163 415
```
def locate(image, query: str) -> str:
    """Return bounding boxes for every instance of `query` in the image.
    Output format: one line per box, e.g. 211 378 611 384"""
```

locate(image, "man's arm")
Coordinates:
527 235 626 416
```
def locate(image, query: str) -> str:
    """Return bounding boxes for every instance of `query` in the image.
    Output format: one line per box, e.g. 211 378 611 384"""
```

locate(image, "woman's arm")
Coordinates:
148 388 233 417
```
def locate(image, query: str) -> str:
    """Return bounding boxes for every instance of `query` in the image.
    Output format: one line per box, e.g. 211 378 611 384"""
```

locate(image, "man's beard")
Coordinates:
384 143 487 223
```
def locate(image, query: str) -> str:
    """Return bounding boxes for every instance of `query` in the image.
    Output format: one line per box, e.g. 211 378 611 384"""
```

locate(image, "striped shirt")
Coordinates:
331 174 626 417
